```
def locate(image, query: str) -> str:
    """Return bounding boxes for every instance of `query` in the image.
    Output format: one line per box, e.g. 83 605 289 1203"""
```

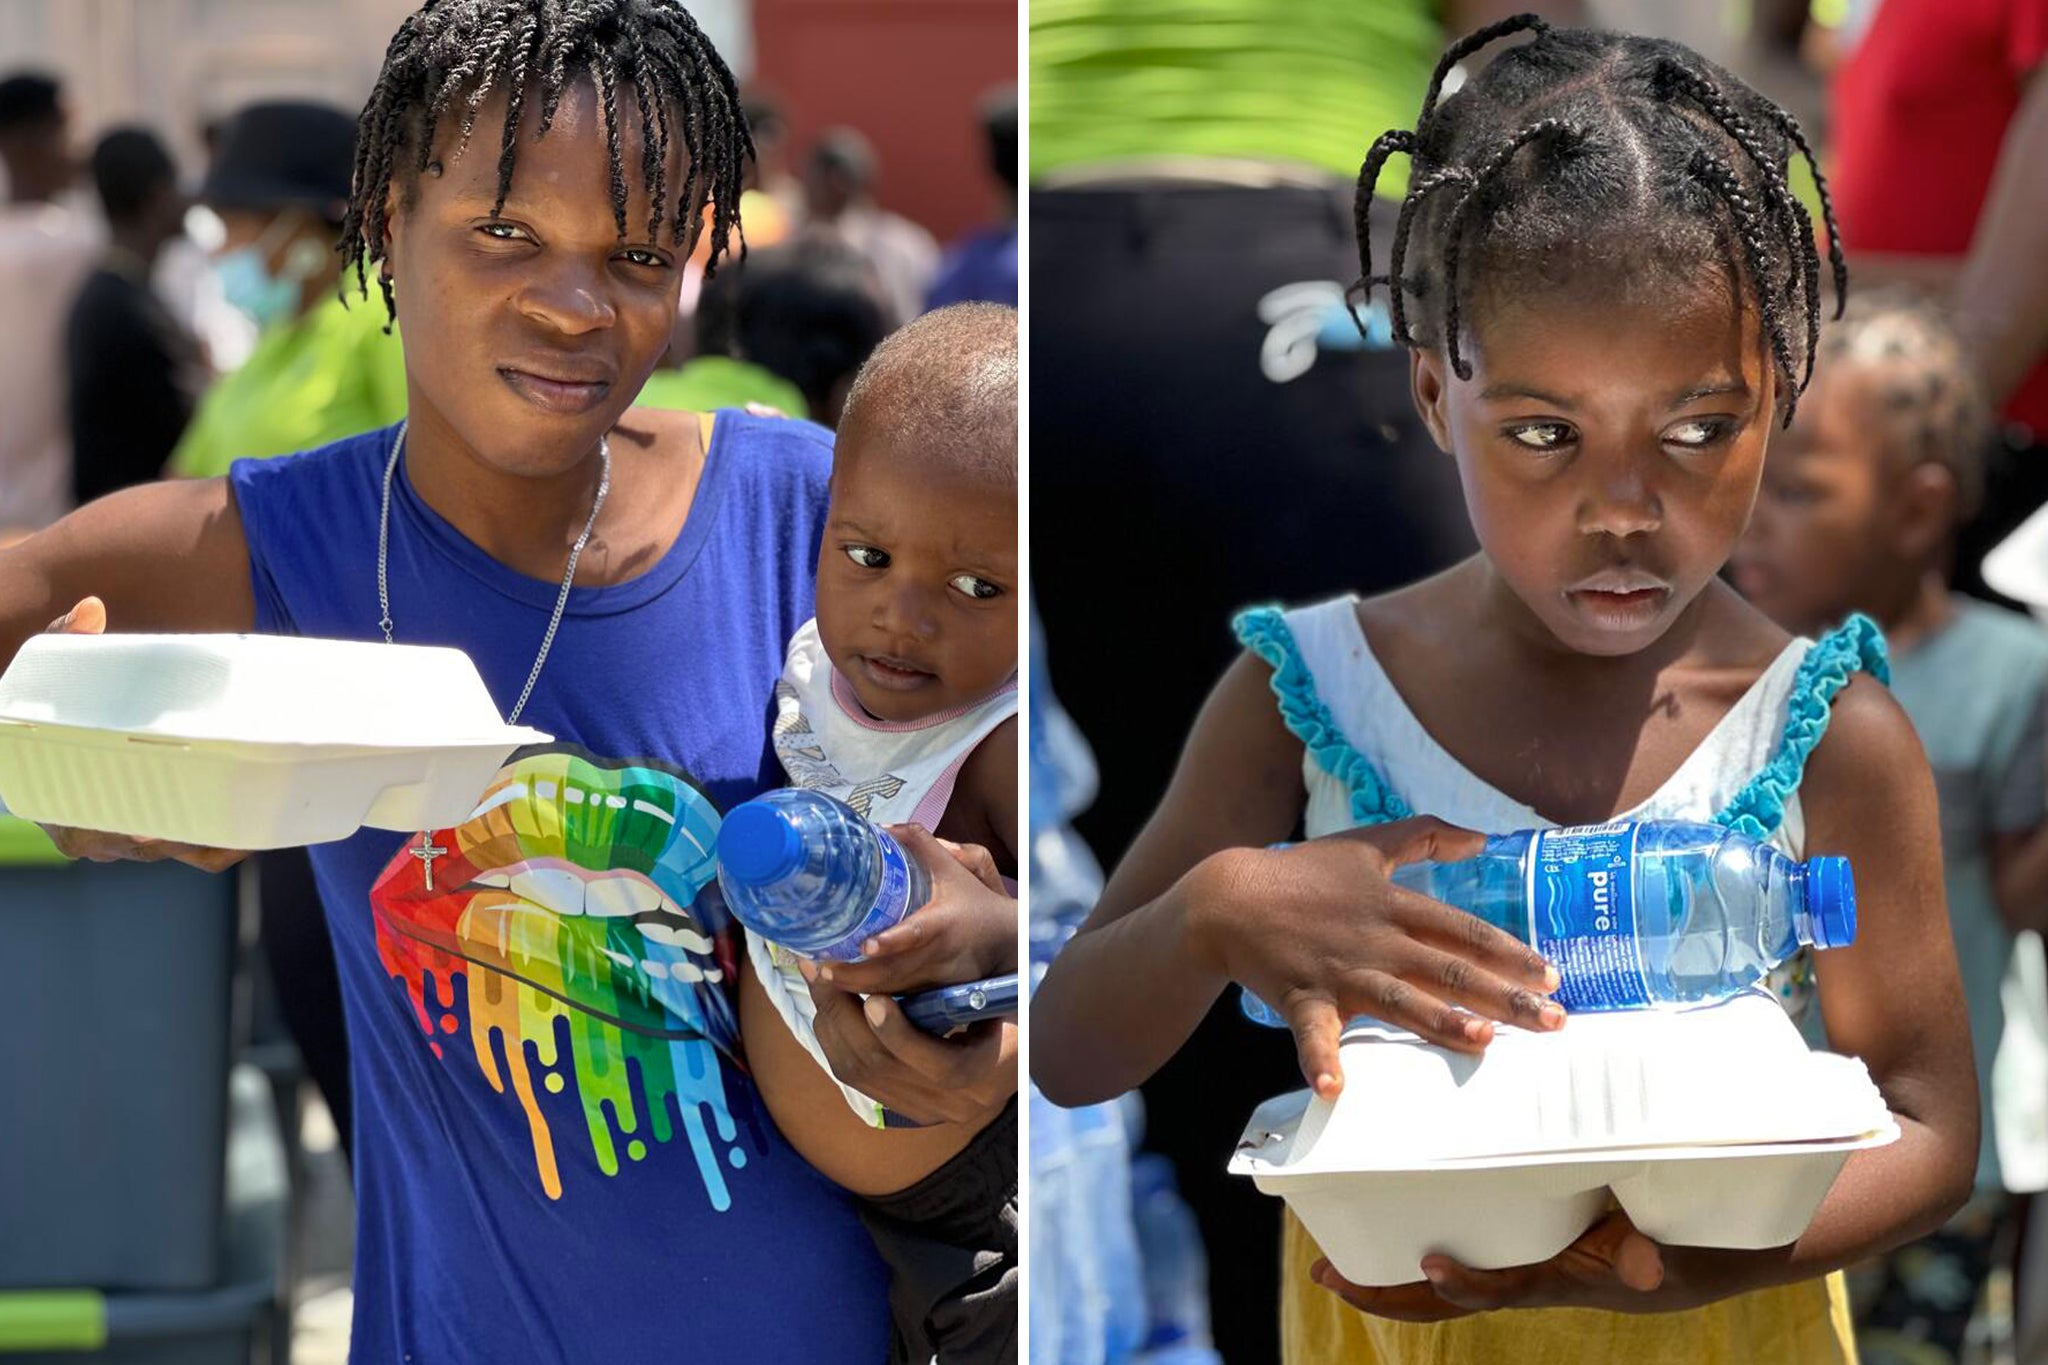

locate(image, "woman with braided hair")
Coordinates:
1033 16 1978 1364
0 2 1014 1358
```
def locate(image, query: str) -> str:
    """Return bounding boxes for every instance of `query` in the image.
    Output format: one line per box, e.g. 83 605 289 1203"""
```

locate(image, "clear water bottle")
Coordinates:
714 788 930 962
1243 820 1856 1025
1130 1154 1222 1360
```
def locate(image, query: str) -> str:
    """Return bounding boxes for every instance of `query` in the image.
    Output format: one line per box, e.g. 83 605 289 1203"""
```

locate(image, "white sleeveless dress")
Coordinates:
1238 596 1892 1365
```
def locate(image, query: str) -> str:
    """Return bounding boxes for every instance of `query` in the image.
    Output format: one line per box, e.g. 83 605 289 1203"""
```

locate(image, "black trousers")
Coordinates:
1031 183 1476 1365
859 1099 1018 1365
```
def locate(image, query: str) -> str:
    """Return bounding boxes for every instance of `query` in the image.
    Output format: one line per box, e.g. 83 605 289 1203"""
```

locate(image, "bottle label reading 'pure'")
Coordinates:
1527 823 1651 1010
815 833 918 963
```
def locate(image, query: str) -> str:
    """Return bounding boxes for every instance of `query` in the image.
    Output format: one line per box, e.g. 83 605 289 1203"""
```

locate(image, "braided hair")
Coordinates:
1355 16 1844 426
339 0 752 329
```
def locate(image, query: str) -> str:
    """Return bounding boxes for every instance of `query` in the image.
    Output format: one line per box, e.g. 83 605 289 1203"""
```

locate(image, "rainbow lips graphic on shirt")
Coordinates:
370 747 752 1207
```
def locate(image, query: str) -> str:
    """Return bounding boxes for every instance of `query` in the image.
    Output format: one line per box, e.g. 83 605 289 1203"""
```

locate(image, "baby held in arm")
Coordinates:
734 303 1020 1365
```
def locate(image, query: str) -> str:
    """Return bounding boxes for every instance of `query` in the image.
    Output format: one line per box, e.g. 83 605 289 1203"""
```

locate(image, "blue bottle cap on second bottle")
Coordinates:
717 802 803 885
1804 856 1857 949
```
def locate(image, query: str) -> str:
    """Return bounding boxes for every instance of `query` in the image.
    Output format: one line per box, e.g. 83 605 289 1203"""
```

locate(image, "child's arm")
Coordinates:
817 825 1016 993
1317 676 1979 1322
944 714 1016 874
737 948 997 1194
796 835 1018 1141
821 716 1022 995
736 838 1017 1193
1031 653 1563 1109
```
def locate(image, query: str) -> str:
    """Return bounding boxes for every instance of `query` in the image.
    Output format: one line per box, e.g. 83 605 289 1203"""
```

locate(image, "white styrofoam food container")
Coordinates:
1290 992 1888 1158
1228 993 1899 1287
0 634 551 848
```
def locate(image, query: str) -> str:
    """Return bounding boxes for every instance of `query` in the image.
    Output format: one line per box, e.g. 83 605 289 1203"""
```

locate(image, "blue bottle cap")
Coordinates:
717 801 803 886
1804 856 1857 949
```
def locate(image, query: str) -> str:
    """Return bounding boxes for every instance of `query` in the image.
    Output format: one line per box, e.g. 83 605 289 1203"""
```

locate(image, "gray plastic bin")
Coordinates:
0 861 237 1292
0 1064 287 1364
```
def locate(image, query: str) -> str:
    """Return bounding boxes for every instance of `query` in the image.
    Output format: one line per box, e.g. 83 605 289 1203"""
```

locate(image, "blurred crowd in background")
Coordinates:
0 2 1011 1361
1030 1 2048 1364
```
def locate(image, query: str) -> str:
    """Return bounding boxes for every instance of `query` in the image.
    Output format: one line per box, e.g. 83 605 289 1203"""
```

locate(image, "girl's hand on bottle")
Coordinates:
1186 816 1563 1097
32 597 248 874
817 824 1016 995
1310 1210 1666 1321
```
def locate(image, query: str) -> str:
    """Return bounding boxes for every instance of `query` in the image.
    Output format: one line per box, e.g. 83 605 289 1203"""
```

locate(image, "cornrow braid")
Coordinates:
338 0 752 330
1651 57 1822 394
1440 118 1578 381
1348 129 1414 341
1762 104 1848 318
1387 165 1473 349
1355 17 1842 425
1419 12 1551 127
1692 150 1798 401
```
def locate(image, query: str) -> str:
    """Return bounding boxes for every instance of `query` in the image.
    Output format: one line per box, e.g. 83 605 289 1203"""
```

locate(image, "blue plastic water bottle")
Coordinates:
1243 819 1856 1026
714 789 931 962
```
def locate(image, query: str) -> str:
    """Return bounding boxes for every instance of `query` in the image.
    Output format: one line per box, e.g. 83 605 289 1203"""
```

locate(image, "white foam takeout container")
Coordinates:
0 634 551 848
1228 991 1899 1287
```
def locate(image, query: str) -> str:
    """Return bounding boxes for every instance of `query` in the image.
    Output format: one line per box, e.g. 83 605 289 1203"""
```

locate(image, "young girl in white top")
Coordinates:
1032 18 1977 1365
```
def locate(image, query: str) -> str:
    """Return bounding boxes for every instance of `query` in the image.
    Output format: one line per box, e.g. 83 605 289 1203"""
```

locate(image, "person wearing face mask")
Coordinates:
162 102 407 1167
165 101 407 481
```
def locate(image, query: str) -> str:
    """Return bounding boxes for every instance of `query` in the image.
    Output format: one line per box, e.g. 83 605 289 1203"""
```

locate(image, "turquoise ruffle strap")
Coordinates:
1233 605 1411 827
1714 612 1891 841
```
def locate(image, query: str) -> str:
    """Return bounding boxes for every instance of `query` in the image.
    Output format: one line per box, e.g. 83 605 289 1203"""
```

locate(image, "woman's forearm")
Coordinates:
1029 857 1235 1107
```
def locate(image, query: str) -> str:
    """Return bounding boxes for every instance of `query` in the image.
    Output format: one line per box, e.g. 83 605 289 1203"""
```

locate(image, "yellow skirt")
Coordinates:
1280 1208 1858 1365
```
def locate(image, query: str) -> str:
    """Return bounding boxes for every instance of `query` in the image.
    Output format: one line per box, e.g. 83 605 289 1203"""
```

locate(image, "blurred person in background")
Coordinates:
65 127 204 506
150 111 260 377
668 91 796 338
643 256 812 418
0 71 98 540
805 126 937 326
1761 0 2048 603
1736 292 2048 1365
646 235 890 427
926 87 1018 311
740 88 803 240
1027 4 1581 1359
164 100 411 1169
166 100 407 482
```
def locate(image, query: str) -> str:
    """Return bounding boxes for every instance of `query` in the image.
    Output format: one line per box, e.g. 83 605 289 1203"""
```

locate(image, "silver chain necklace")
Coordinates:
377 419 609 889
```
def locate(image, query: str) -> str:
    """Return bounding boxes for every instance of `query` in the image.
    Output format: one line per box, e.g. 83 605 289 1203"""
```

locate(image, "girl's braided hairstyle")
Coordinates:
339 0 752 330
1356 15 1844 426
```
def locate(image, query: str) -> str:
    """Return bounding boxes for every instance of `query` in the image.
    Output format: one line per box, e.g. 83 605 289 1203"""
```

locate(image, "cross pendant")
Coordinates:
411 833 449 891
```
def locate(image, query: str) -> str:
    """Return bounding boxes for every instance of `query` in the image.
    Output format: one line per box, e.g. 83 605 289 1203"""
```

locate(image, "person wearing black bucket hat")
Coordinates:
162 103 410 1176
166 101 406 481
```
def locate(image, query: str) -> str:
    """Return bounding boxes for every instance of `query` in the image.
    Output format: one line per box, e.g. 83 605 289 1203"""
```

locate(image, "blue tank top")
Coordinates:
230 415 892 1363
